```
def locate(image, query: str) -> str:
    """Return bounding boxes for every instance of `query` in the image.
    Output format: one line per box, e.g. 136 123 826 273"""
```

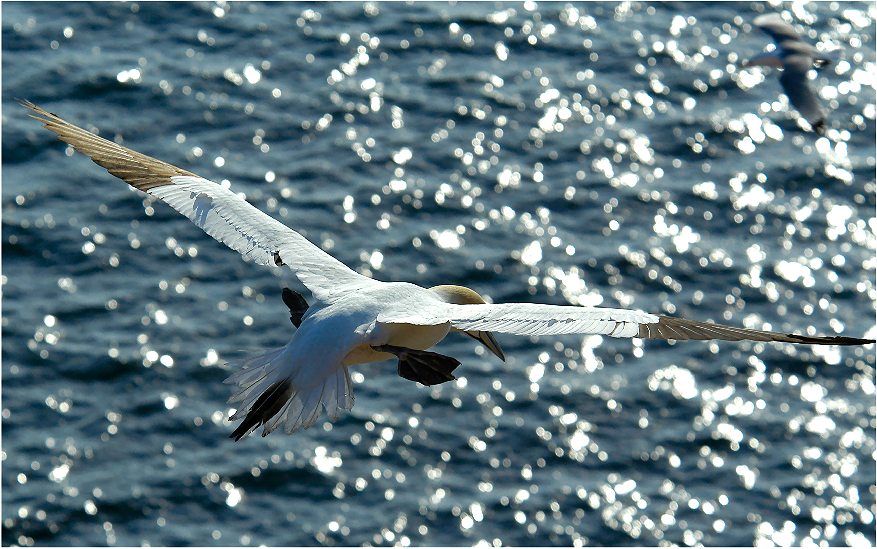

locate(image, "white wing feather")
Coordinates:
380 301 873 345
21 100 376 303
153 176 376 301
446 303 654 337
379 302 657 338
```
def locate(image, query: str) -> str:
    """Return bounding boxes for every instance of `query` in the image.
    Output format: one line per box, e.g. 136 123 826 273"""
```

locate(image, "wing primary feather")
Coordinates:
21 100 196 191
640 316 873 346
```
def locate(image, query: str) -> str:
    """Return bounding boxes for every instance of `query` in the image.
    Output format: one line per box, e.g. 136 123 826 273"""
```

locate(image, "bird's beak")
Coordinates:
467 330 505 362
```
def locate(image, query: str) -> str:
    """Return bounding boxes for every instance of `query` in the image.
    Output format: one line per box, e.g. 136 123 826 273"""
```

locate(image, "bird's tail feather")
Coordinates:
224 347 355 440
224 346 286 403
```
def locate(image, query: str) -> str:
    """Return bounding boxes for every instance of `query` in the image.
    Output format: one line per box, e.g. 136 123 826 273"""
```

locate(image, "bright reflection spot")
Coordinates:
800 382 826 402
116 68 142 83
470 503 484 522
826 204 853 229
569 429 589 452
774 261 815 287
49 464 70 483
736 464 757 489
243 64 261 84
650 365 698 399
369 251 383 269
805 415 836 436
671 226 699 253
312 446 342 474
392 148 412 164
495 42 509 61
226 487 242 507
431 229 462 250
737 69 765 90
520 240 542 266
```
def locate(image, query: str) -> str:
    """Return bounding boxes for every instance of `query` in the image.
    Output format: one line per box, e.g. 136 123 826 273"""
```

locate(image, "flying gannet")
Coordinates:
22 101 873 440
743 13 836 133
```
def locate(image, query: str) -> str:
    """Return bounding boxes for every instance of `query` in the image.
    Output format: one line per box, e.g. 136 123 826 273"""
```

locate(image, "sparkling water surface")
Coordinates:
2 2 875 546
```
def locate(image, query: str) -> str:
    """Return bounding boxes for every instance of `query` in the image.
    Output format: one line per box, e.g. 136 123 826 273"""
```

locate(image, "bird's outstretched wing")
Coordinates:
753 13 802 43
22 100 377 302
753 13 827 61
381 302 873 346
778 54 826 130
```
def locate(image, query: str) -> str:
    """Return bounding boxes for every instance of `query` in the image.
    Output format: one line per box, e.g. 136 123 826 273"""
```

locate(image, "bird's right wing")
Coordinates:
778 54 826 130
383 301 873 346
753 13 802 43
22 100 377 302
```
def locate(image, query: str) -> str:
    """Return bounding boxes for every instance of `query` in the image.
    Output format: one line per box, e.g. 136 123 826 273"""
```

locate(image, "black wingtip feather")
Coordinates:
229 379 293 441
785 334 875 346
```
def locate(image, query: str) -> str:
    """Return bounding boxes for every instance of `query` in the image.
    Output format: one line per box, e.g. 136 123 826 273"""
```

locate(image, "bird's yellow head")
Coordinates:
428 285 506 362
428 284 488 305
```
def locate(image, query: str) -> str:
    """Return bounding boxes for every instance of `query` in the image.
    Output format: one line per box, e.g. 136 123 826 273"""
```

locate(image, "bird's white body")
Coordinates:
22 100 872 440
312 282 455 369
225 282 455 434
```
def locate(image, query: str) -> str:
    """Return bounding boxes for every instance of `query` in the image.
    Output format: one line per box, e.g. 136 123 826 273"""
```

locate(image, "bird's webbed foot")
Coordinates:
282 288 309 328
372 344 461 386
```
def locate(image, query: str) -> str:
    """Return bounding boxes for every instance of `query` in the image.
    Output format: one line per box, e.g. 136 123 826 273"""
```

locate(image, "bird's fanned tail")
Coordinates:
224 347 355 440
230 379 293 441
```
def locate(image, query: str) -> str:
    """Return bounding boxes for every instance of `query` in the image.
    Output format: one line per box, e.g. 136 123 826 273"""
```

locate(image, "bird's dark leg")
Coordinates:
372 344 461 386
282 288 309 328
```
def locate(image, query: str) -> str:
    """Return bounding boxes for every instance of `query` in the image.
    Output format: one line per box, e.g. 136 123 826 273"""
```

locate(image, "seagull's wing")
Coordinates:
742 51 785 69
778 54 826 130
22 100 376 302
753 14 825 61
381 302 873 345
753 13 802 44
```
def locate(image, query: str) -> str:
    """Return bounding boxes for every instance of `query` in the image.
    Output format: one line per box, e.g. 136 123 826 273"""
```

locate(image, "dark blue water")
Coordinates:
3 2 875 546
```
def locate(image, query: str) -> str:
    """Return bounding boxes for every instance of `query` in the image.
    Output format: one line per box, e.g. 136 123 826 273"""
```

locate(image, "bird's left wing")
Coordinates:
753 13 802 44
382 302 873 346
22 100 377 302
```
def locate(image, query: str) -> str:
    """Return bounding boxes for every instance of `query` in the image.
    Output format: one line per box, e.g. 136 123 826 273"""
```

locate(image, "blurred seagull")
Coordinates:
743 13 836 132
23 101 874 440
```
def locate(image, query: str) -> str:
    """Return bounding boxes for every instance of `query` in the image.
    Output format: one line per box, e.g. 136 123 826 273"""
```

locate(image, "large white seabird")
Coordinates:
23 101 873 441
